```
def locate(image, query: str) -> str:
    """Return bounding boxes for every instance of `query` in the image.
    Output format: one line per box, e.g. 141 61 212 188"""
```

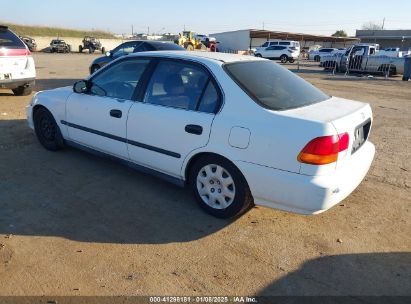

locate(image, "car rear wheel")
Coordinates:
255 54 262 57
280 55 288 63
33 107 64 151
289 58 295 63
12 86 32 96
189 155 253 218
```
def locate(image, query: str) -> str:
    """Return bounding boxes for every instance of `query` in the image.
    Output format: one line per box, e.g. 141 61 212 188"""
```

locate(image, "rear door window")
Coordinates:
0 28 26 49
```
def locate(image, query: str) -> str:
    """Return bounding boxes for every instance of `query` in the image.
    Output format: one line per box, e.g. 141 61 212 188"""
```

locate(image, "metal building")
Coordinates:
356 30 411 51
210 29 359 52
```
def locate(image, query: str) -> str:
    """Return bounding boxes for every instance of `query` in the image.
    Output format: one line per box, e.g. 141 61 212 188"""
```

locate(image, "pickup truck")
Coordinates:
321 44 405 76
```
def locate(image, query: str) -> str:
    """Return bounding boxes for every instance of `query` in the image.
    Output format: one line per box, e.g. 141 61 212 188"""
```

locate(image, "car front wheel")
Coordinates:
280 55 288 63
189 156 253 218
33 107 64 151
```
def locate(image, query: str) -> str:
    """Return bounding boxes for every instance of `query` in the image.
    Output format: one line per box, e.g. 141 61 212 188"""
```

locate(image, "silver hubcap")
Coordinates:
196 164 236 210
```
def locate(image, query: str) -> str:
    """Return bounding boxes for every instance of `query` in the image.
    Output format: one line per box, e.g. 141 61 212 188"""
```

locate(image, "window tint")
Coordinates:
261 42 269 47
152 43 185 51
279 42 291 46
90 59 150 100
144 60 209 111
224 61 329 111
0 29 26 49
198 81 219 113
112 41 142 58
135 42 153 52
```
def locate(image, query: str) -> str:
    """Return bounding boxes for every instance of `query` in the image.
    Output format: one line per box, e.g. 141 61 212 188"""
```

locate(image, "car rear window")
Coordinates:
224 61 329 111
0 28 26 49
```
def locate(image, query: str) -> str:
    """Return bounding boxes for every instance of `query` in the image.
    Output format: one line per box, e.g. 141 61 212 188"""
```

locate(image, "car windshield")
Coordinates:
224 61 329 111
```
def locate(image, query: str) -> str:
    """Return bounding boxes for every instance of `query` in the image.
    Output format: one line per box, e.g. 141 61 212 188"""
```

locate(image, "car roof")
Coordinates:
129 50 262 64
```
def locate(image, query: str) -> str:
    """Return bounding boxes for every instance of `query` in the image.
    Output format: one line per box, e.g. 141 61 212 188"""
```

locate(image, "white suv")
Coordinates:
255 45 299 63
0 25 36 96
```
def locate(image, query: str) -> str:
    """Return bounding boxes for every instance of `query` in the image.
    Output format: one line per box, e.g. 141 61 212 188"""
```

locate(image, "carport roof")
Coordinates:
249 29 359 42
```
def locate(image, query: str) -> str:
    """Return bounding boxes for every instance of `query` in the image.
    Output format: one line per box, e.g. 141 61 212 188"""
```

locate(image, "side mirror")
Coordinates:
73 80 88 94
105 51 111 57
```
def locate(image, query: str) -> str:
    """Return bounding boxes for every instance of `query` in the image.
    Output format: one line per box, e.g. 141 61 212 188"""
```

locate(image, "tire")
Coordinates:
289 58 295 63
90 65 100 74
255 54 262 58
33 107 64 151
403 76 409 81
12 86 32 96
79 45 83 53
186 44 194 51
101 47 105 54
280 55 288 63
189 155 253 218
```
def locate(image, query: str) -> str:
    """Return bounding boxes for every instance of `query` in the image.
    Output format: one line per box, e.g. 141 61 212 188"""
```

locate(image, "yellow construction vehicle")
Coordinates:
175 31 207 51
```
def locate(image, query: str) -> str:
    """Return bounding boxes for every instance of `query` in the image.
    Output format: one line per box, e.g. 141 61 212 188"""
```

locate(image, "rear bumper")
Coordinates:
236 141 375 215
0 77 35 89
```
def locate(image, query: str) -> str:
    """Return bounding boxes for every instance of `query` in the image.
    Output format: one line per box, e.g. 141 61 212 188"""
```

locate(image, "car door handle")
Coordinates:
110 109 122 118
185 124 203 135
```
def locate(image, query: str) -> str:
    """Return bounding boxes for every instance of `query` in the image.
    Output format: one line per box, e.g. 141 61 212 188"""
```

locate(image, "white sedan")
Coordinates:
26 51 375 218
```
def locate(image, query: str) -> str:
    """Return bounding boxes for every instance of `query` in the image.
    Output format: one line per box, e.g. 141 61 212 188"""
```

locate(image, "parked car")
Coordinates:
79 36 105 54
0 25 35 96
308 48 338 61
27 51 375 218
255 45 299 63
19 36 37 52
89 40 184 74
50 39 71 53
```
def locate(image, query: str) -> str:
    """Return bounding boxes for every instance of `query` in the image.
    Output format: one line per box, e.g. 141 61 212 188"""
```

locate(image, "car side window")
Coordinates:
197 81 220 113
90 59 150 100
144 60 212 112
262 42 269 47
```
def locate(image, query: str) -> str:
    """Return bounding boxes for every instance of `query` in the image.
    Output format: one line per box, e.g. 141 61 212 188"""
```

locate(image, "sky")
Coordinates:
1 0 411 36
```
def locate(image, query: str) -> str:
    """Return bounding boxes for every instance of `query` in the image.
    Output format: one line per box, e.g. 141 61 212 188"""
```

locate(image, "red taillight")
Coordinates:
0 48 31 56
298 133 349 165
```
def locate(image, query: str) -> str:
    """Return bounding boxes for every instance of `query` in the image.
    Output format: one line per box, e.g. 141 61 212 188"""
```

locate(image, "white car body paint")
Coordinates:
27 51 375 215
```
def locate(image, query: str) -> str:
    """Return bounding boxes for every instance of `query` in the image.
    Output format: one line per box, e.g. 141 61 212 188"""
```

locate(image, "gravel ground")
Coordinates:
0 53 410 296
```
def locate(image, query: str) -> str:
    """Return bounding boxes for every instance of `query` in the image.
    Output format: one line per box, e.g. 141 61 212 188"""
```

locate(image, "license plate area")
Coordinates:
0 73 12 80
352 119 371 154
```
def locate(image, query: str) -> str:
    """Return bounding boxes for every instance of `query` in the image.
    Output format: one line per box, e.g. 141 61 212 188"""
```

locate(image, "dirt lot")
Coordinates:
0 53 410 296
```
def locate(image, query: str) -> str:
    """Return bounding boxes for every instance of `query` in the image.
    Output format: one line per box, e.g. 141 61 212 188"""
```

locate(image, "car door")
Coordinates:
127 58 222 178
262 46 277 58
65 58 151 159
